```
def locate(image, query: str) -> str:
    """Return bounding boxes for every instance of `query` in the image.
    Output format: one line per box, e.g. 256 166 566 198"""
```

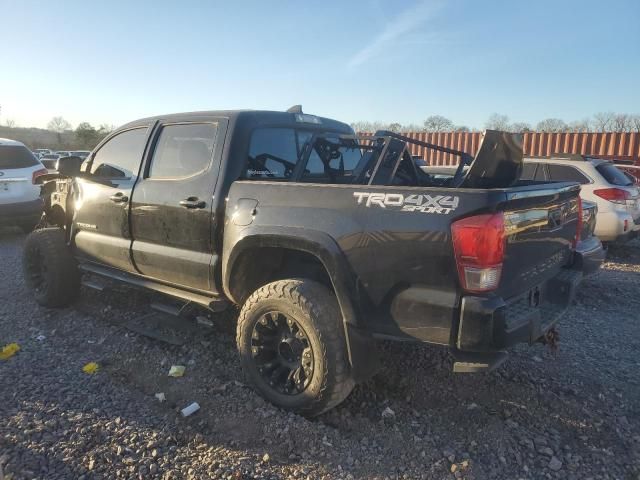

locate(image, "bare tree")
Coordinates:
536 118 568 133
388 122 402 133
611 113 633 132
485 113 510 131
592 112 615 132
568 119 591 132
631 115 640 132
4 119 17 128
47 116 72 132
423 115 454 132
454 125 470 132
509 122 532 133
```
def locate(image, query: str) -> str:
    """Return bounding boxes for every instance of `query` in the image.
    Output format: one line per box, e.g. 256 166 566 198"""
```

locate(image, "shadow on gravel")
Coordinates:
606 239 640 265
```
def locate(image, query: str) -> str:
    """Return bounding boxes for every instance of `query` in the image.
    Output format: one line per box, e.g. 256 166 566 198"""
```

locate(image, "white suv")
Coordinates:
0 138 47 232
523 155 640 243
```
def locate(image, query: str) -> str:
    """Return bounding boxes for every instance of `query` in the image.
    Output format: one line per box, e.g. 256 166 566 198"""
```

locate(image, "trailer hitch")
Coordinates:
538 326 560 354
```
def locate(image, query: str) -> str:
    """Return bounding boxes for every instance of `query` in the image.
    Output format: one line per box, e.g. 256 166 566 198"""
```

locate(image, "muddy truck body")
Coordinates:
25 108 604 415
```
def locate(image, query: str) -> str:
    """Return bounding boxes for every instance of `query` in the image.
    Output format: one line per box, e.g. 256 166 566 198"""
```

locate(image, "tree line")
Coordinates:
0 115 116 150
46 117 115 149
350 112 640 133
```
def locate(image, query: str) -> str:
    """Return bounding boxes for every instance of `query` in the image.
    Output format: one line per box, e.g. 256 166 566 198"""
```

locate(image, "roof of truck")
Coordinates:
0 138 27 147
118 109 353 134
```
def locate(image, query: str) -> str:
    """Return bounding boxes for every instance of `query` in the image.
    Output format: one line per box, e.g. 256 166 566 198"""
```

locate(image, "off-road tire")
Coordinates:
237 279 354 416
23 228 80 307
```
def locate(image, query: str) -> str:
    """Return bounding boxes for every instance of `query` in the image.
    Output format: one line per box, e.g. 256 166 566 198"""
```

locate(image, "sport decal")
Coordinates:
353 192 459 215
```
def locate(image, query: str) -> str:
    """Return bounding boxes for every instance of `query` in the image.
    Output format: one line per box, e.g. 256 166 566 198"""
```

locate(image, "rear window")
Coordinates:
246 128 303 180
596 163 633 186
0 145 39 169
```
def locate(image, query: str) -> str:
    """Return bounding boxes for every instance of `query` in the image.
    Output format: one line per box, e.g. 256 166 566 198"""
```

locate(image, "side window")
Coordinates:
547 164 590 184
247 128 300 179
91 128 147 178
520 162 538 181
149 123 218 179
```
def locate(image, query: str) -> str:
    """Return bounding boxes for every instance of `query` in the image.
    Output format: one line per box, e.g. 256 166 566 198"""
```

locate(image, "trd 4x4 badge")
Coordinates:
353 192 459 214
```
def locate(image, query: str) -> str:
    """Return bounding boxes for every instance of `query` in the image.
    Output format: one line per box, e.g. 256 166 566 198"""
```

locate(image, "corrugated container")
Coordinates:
357 132 640 166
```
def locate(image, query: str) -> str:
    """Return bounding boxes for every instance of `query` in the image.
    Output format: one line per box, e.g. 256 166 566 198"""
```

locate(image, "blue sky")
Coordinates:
1 0 639 129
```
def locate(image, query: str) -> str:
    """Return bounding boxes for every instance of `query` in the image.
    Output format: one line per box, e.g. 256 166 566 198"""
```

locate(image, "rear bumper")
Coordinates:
0 198 43 225
457 268 582 352
595 209 640 242
574 235 606 276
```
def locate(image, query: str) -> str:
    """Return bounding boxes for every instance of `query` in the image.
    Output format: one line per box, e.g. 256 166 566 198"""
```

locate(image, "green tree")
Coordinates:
75 122 101 149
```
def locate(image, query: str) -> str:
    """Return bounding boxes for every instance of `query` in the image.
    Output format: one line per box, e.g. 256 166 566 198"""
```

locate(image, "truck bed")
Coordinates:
223 180 582 350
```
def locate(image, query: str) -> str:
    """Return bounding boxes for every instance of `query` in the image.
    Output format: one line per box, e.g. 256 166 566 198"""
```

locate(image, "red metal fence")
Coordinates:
358 132 640 166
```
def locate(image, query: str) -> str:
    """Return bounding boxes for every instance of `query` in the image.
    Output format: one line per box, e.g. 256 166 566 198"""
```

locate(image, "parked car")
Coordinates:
55 151 71 157
34 148 52 158
522 155 640 243
40 153 61 172
0 138 47 231
70 150 91 159
23 111 601 415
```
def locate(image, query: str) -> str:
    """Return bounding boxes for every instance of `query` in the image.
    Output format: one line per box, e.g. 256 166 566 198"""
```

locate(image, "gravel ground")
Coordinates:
1 226 639 480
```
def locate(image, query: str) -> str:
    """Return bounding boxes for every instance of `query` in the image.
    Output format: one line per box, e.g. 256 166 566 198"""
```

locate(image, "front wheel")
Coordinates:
236 279 354 416
23 228 80 307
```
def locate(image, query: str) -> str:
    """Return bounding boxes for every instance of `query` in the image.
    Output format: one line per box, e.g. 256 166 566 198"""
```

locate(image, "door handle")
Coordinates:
179 197 206 209
109 192 128 203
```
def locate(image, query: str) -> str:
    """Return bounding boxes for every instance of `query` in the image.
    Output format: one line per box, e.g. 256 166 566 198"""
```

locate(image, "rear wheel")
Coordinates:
23 228 80 307
236 279 354 416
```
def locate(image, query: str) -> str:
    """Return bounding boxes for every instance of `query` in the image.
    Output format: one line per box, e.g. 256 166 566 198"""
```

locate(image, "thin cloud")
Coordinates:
347 0 443 69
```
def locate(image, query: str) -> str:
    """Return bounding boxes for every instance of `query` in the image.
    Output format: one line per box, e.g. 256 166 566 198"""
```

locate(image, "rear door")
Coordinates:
73 126 150 271
130 120 225 292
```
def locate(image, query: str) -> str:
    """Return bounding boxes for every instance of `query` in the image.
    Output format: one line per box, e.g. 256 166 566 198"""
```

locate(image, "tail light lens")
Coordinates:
31 168 48 184
573 197 583 248
593 188 631 205
451 213 505 293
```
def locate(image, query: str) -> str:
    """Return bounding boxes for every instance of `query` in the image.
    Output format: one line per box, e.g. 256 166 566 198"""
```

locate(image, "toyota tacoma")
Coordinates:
23 107 603 415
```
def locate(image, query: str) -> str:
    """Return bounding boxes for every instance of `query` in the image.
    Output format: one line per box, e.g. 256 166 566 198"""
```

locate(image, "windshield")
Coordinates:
596 163 633 186
0 145 39 169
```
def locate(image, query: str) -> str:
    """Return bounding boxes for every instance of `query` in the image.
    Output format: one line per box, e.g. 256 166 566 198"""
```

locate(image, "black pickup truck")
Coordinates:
23 108 603 415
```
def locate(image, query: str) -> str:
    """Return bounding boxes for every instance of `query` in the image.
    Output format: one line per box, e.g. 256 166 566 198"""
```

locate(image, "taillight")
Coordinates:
573 197 583 248
593 187 631 204
31 168 48 184
451 212 505 293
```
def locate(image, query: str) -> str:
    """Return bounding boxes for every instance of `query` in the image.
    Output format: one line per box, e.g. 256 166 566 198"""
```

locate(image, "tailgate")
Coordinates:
498 182 581 299
0 173 33 204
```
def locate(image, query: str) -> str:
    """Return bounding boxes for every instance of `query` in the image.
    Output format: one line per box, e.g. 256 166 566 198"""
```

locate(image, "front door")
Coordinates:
130 120 224 292
73 126 150 271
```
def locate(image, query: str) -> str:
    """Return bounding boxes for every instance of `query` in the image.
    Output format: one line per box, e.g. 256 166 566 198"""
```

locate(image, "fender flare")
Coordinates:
223 226 377 381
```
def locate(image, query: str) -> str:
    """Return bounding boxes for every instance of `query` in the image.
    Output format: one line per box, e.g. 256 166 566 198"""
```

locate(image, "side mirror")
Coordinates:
56 156 83 177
